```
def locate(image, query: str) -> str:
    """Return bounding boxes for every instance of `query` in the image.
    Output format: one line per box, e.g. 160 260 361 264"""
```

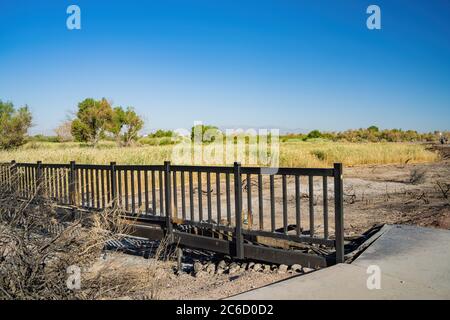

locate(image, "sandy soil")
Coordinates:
157 266 292 300
342 158 450 235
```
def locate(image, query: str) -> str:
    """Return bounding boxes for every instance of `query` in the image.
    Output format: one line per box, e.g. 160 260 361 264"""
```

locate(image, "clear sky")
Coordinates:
1 0 449 135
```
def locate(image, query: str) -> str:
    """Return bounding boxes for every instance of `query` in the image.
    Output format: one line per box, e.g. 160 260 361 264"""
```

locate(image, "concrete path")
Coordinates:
228 225 450 299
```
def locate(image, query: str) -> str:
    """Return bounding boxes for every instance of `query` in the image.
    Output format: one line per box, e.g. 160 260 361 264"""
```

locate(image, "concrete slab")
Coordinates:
229 264 447 300
352 224 450 294
229 225 450 300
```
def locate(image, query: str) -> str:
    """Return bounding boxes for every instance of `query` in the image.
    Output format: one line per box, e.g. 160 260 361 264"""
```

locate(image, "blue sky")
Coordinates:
1 0 449 135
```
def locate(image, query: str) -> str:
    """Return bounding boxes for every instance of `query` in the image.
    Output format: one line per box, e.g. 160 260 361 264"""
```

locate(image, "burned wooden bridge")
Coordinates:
0 161 344 267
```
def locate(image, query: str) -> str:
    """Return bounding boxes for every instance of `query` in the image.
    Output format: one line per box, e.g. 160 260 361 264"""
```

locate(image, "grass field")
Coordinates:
0 140 439 167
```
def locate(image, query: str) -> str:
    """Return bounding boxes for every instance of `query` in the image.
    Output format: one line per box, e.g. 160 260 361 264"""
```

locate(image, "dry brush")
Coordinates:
0 171 173 300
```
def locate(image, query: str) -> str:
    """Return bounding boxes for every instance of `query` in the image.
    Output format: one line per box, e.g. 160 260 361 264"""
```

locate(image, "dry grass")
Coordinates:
0 171 174 300
0 141 439 167
280 141 439 167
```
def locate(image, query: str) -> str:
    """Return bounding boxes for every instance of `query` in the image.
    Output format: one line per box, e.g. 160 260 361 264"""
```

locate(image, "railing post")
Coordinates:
334 163 344 263
164 161 173 241
10 160 16 193
110 162 117 208
36 161 42 198
234 162 244 259
69 161 76 206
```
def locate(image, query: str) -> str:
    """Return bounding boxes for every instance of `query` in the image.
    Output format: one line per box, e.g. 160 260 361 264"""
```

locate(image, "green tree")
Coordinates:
107 106 144 146
121 107 144 146
148 129 174 138
0 100 32 149
108 106 126 144
71 98 113 146
306 130 322 140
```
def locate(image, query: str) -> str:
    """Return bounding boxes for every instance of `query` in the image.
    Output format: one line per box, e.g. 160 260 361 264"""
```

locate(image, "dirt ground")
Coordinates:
342 153 450 235
95 145 450 300
90 248 299 300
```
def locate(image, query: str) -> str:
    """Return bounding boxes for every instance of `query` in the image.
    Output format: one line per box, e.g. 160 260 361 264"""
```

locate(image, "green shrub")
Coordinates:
311 149 327 161
0 100 32 149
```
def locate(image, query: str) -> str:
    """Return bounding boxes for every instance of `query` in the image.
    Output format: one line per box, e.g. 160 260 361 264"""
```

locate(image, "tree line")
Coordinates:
1 98 144 149
1 99 448 150
281 126 446 143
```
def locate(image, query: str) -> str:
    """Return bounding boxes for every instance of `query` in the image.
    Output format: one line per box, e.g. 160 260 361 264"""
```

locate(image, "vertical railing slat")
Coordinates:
144 169 149 214
164 161 173 240
58 168 63 203
216 172 221 225
107 167 111 205
207 172 212 223
131 169 136 214
226 173 231 224
90 168 95 208
69 161 76 206
85 168 90 207
137 169 142 211
151 170 156 214
270 175 275 232
110 162 117 209
96 169 100 208
81 168 86 207
323 176 329 239
282 174 288 234
101 169 106 209
181 171 186 220
198 172 203 222
309 175 315 237
124 169 129 211
189 171 194 220
334 163 344 263
234 162 244 259
63 168 68 204
173 170 178 218
295 175 301 236
258 174 263 230
159 170 164 215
